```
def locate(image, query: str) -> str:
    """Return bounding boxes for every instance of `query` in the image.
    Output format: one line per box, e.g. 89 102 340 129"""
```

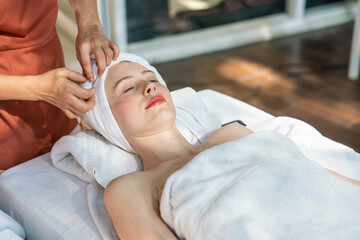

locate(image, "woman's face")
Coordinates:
105 61 176 141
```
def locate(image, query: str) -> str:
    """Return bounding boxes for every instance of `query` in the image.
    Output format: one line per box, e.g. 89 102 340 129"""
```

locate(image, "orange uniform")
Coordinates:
0 0 77 169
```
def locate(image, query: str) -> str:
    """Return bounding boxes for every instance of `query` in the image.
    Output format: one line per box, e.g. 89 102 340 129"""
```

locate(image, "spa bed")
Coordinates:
0 88 359 240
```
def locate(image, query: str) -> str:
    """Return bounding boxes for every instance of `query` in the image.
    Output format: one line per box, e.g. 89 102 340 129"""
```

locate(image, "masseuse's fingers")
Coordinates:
86 96 95 105
78 43 94 82
76 29 118 81
94 49 106 77
68 80 96 100
35 68 96 119
102 45 114 66
109 41 120 60
65 69 87 83
63 109 78 119
66 94 95 117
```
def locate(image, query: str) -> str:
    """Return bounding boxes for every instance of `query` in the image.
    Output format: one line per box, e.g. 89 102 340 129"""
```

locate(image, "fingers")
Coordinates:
78 44 94 82
62 81 95 117
85 95 95 105
65 69 87 83
109 41 120 60
63 109 78 119
69 81 96 99
77 33 119 80
42 69 96 118
94 49 106 77
62 93 95 119
103 45 114 66
67 94 96 117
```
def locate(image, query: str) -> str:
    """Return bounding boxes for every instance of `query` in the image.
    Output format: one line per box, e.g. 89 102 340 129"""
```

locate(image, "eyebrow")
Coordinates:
113 69 155 89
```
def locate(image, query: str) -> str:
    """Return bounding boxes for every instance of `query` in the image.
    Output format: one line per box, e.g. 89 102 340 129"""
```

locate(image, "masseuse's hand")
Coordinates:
34 68 96 119
76 27 120 82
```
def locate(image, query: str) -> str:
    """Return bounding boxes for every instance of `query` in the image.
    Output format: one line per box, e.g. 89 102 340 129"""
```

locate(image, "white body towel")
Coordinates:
160 132 360 240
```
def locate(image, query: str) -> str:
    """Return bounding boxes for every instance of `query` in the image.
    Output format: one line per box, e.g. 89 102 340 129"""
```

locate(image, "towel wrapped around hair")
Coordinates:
81 53 167 153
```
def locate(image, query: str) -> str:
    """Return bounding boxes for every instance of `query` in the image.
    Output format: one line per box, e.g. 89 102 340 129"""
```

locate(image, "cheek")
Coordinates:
112 99 140 135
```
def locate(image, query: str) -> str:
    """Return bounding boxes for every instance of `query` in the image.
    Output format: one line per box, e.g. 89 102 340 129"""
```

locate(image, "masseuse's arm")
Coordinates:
68 0 120 82
0 68 95 119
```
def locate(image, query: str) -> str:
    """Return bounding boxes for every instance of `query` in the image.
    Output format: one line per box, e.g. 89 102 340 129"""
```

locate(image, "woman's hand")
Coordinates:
34 68 96 119
76 26 120 81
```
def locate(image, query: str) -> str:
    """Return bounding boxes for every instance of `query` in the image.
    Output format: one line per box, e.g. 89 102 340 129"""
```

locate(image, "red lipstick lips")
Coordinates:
145 95 166 109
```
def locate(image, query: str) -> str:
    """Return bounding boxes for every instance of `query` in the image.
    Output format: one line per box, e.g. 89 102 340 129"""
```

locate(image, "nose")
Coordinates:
144 81 156 95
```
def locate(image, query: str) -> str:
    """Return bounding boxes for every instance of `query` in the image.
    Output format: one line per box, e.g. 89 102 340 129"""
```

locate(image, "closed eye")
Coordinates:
150 80 158 82
124 87 135 93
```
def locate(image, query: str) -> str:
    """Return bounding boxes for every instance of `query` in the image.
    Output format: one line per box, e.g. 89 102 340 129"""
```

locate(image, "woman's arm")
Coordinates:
104 173 178 240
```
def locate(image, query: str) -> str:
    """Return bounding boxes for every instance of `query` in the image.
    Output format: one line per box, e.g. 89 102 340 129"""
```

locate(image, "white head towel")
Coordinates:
82 53 167 153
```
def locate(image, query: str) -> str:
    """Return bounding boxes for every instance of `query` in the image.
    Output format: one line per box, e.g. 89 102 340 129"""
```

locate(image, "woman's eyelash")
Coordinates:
124 87 134 93
122 80 157 93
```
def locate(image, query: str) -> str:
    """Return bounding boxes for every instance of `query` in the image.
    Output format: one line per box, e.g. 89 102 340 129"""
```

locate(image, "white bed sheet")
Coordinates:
0 89 357 240
0 153 102 240
0 210 25 240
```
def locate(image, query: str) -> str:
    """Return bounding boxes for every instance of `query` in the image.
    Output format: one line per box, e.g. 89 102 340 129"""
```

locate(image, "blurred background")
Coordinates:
57 0 360 152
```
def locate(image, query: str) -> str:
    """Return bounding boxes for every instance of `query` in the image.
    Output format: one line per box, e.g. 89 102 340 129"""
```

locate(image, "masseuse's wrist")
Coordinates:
77 17 102 30
77 20 104 37
71 0 102 32
27 75 46 102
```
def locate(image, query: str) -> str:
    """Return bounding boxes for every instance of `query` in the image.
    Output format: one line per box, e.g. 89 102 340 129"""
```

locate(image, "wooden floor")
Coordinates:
154 22 360 153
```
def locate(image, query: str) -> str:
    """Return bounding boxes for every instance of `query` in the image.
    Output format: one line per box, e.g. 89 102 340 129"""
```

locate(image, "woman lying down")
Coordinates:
83 53 360 240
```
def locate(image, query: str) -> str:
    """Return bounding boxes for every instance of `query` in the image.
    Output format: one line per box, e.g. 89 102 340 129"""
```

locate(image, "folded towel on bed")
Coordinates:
160 131 360 240
51 87 221 187
0 210 26 240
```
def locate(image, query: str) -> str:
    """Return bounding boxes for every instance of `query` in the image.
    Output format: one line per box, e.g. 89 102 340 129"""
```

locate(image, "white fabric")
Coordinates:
82 53 167 153
0 154 104 240
160 131 360 240
51 129 142 187
51 87 221 188
87 182 119 240
0 229 24 240
247 116 360 181
168 0 222 18
0 210 25 240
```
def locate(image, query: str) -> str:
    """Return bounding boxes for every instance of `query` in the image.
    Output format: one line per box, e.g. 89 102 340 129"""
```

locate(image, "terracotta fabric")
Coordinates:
0 0 77 169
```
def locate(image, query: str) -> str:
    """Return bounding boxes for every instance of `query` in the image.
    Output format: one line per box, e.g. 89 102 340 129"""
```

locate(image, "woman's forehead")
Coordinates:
106 61 147 84
110 61 147 74
105 61 157 89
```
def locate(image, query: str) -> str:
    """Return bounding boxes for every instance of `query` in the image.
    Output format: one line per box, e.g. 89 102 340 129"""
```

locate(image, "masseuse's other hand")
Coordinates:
76 26 120 82
35 68 96 119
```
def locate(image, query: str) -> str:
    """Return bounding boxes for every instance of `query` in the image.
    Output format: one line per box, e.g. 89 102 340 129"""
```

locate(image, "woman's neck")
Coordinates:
130 127 200 171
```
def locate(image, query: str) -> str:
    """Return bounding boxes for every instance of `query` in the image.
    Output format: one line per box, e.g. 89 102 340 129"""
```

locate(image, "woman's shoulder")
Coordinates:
204 122 254 147
105 172 156 205
106 171 154 195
